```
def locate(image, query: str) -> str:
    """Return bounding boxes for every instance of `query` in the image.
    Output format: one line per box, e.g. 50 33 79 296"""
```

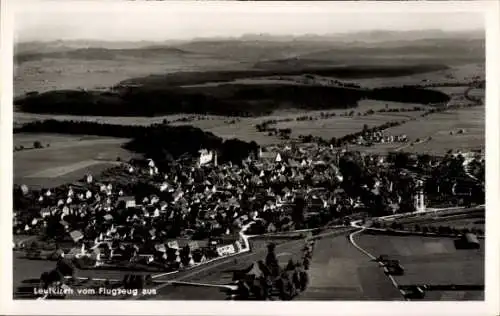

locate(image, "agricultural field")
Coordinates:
14 133 136 188
403 213 486 232
297 233 401 300
354 234 484 294
383 106 485 154
422 218 485 231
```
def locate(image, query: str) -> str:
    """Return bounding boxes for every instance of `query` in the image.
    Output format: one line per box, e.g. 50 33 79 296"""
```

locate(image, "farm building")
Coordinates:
455 233 480 250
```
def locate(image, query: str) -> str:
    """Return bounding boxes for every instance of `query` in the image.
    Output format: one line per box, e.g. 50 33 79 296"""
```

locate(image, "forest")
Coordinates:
15 84 450 117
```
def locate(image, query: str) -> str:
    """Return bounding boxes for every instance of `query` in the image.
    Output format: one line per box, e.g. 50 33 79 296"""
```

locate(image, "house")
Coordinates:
167 240 180 250
40 208 51 218
69 230 84 243
198 149 214 166
136 254 155 264
154 243 166 253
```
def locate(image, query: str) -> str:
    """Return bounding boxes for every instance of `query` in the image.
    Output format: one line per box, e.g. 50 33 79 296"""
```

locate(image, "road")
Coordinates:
347 228 404 299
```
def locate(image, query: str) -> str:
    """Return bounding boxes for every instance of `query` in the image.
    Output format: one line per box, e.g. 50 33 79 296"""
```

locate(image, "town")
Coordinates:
13 137 484 291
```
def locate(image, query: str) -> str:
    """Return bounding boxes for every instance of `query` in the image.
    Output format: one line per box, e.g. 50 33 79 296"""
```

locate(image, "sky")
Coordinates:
14 3 485 42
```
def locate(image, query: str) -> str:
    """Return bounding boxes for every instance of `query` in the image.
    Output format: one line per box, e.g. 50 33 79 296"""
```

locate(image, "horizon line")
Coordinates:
15 29 485 45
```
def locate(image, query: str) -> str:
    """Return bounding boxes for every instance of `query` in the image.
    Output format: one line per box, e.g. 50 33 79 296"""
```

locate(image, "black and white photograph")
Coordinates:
1 1 499 315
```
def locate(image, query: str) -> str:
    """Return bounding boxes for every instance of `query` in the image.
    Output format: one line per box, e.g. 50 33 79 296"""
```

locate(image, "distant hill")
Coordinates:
14 30 484 65
15 46 193 64
255 38 485 69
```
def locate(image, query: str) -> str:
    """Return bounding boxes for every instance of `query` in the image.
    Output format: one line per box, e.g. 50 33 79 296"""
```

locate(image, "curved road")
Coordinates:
348 228 405 299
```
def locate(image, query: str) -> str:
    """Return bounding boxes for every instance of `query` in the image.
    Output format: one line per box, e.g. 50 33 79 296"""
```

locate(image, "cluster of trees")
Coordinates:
369 87 450 105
